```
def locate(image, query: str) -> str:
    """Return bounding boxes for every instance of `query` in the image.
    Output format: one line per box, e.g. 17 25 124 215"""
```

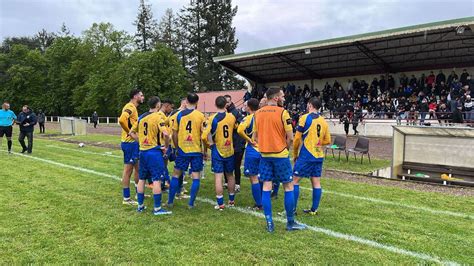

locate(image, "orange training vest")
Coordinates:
255 105 287 154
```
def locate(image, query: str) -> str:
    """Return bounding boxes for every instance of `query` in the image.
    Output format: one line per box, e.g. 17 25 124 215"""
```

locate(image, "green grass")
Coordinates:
1 134 472 264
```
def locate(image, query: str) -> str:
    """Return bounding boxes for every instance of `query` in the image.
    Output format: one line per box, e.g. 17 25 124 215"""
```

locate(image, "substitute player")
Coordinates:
129 96 171 215
118 89 144 205
237 98 262 210
167 93 206 208
293 98 331 215
255 87 306 232
203 96 237 210
0 101 17 153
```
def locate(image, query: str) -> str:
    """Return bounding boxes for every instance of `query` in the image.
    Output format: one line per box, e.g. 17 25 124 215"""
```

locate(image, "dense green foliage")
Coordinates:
0 0 243 115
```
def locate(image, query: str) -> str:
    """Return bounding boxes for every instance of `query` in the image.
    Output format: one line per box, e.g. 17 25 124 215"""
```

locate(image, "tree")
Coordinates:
133 0 158 51
35 29 56 53
157 8 179 51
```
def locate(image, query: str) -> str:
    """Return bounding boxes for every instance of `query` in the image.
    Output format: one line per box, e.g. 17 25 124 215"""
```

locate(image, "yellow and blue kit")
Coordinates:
203 112 237 174
130 111 168 182
293 112 331 178
119 102 139 164
172 108 206 173
237 113 261 176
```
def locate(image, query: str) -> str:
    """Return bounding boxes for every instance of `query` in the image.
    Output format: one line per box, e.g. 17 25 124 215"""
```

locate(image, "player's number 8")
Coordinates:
223 125 229 138
144 122 148 136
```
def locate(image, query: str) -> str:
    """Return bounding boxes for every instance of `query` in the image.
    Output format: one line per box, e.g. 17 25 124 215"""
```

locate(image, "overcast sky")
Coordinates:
0 0 473 53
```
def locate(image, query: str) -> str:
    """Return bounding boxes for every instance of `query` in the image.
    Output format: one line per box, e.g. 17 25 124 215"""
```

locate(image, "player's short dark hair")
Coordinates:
187 92 199 104
215 96 227 109
148 96 161 108
309 97 322 110
129 88 142 99
161 99 173 105
247 98 259 111
224 95 232 101
266 87 282 100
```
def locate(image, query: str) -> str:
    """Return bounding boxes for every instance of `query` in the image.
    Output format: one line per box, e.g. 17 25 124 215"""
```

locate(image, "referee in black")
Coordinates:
0 101 17 153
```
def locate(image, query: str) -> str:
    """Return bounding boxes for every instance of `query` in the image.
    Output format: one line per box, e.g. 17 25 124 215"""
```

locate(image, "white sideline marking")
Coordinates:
3 151 461 265
300 187 473 220
45 144 122 158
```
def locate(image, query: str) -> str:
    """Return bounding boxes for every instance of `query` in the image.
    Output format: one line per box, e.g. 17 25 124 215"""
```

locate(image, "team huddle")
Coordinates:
118 87 331 232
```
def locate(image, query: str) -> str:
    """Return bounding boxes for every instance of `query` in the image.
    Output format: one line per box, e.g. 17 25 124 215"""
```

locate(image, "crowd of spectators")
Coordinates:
245 69 473 127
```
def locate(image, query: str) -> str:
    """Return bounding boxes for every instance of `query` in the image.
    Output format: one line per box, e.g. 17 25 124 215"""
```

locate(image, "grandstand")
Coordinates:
214 17 474 127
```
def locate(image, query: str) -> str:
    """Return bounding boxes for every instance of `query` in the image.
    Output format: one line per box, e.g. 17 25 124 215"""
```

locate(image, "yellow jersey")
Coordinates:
119 102 139 143
172 108 206 155
167 110 180 148
130 111 168 151
293 112 331 161
255 106 293 158
237 113 259 155
157 110 168 146
203 112 237 158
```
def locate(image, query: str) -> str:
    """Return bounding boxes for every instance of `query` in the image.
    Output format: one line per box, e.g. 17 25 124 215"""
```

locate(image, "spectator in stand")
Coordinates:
447 71 458 86
17 105 37 154
91 111 99 128
460 69 470 86
452 104 464 124
464 95 473 123
428 100 437 119
436 70 446 85
419 98 429 125
437 103 449 125
426 71 436 87
37 109 45 134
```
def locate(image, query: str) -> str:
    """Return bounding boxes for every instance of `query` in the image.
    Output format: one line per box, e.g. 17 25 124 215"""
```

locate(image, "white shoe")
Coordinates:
235 184 241 193
123 198 138 205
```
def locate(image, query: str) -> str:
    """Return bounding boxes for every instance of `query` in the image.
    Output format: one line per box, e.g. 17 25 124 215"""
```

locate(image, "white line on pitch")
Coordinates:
3 151 461 265
45 144 122 158
300 187 473 220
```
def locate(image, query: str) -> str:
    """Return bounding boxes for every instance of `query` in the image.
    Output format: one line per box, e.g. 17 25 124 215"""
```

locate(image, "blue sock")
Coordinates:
137 192 145 206
229 193 235 202
216 195 224 206
189 179 200 206
123 187 131 199
167 177 179 204
294 184 300 211
262 191 273 223
259 181 263 194
251 183 262 206
154 193 162 209
312 188 322 211
164 168 170 184
284 190 295 224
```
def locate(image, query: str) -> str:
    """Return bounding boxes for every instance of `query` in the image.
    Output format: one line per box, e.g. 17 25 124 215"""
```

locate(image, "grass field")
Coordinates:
1 133 473 264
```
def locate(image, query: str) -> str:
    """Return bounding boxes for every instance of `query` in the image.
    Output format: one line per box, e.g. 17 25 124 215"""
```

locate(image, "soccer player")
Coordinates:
0 101 17 153
167 92 206 208
293 98 331 215
158 99 174 189
118 89 144 205
254 87 306 232
237 98 262 210
167 99 188 199
203 96 237 210
129 96 171 215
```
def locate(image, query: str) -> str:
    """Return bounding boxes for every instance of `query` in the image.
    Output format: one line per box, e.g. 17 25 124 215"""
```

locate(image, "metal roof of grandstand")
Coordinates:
214 17 474 84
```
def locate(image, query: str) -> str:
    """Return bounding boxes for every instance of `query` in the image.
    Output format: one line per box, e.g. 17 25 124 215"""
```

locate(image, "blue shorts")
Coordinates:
293 159 323 178
166 146 176 162
244 156 260 176
212 154 234 174
121 142 139 165
175 154 203 173
259 157 293 184
139 149 166 182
